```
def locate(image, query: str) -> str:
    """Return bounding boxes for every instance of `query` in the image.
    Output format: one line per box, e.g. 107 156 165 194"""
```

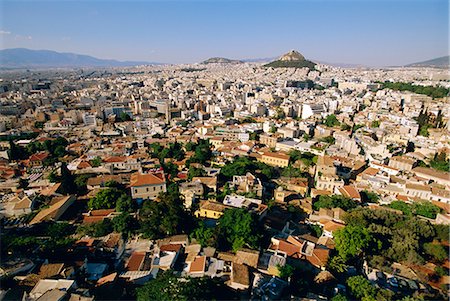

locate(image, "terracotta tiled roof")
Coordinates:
189 256 206 273
29 151 49 162
90 209 116 216
130 172 165 187
160 243 182 253
127 252 146 271
262 152 290 160
339 185 361 200
322 220 345 232
77 161 92 169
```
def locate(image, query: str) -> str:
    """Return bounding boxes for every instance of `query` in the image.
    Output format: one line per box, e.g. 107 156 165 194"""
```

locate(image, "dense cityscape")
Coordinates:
0 47 448 301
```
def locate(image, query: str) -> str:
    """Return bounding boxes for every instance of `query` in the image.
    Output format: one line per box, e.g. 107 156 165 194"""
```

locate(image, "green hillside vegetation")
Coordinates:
264 59 316 69
380 81 449 99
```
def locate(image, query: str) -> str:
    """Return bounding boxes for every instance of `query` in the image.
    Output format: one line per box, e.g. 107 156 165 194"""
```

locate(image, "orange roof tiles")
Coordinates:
127 252 146 271
189 256 206 273
130 172 165 187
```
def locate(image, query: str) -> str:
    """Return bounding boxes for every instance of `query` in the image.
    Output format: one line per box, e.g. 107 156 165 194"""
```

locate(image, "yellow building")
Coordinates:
194 201 230 219
258 152 290 168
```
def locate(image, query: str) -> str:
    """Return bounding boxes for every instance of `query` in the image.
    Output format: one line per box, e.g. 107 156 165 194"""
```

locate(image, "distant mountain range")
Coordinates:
201 57 243 64
0 48 158 68
405 56 449 68
2 48 448 69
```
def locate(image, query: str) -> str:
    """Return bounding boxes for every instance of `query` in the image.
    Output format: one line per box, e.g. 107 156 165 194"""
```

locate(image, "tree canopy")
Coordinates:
334 225 377 261
313 195 358 211
139 191 190 239
136 271 235 301
324 114 340 127
217 208 260 252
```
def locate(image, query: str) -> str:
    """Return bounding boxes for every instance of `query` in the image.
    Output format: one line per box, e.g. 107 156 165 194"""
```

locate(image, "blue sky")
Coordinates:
0 0 448 66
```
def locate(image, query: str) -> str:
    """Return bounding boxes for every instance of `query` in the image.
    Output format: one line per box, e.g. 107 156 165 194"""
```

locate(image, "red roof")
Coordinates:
160 243 182 253
29 151 49 162
130 172 165 187
189 256 206 273
127 252 146 271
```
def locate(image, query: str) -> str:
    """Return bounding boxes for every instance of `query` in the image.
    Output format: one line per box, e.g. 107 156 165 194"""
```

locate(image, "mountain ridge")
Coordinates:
0 48 159 68
405 56 449 68
201 57 243 64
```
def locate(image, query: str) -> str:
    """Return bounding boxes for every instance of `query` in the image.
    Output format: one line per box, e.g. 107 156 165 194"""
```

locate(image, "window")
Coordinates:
153 187 156 191
134 189 138 193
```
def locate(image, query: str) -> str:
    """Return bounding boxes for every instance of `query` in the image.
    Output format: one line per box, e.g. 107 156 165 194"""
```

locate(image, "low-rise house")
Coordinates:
86 174 130 190
231 172 263 197
0 194 34 217
336 185 361 202
321 220 345 238
268 235 330 271
120 251 154 285
82 209 119 224
28 279 76 300
388 156 416 171
412 167 450 187
257 152 290 168
229 263 251 290
29 195 75 225
102 233 126 262
223 195 268 219
81 261 108 282
234 249 260 269
315 175 345 193
191 176 217 192
130 172 166 203
274 187 302 203
283 177 309 196
405 183 431 200
188 256 207 277
29 151 50 167
179 180 204 209
195 200 230 219
309 207 346 223
153 243 183 270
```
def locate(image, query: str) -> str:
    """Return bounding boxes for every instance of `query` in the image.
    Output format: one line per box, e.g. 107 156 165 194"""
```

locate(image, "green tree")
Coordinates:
77 219 113 237
324 114 340 127
8 141 28 161
313 195 358 211
116 194 133 212
60 162 76 194
190 139 212 164
91 156 102 167
139 191 188 239
327 255 347 274
277 264 295 280
371 120 380 128
361 190 380 203
334 226 375 261
332 294 348 301
341 123 351 131
48 171 59 183
188 166 206 180
112 213 139 235
347 275 376 300
136 271 229 301
190 223 216 248
88 188 123 210
423 243 447 262
217 208 260 252
430 152 449 172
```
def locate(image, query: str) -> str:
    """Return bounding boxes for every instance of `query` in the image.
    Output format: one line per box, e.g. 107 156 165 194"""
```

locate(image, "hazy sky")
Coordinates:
1 0 448 66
